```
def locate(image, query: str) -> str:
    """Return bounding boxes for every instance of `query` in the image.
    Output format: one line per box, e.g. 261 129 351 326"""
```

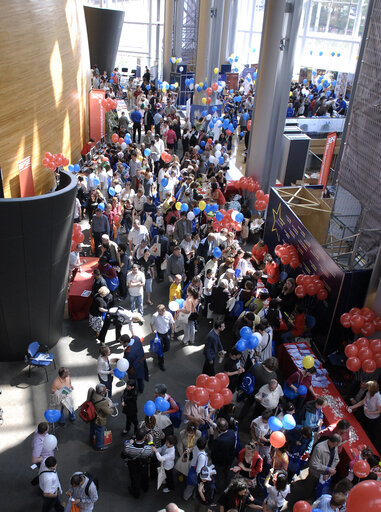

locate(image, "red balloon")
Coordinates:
274 245 283 257
247 120 251 131
196 374 209 388
42 158 50 167
264 194 269 203
370 339 381 354
355 337 369 349
119 137 124 145
73 223 82 233
353 459 371 478
346 480 381 512
207 138 213 145
374 353 381 367
351 315 365 329
362 359 376 373
112 133 119 143
296 274 305 285
316 288 328 301
220 387 233 405
186 385 196 401
256 189 264 200
216 373 229 388
349 307 361 316
206 87 212 96
45 152 53 160
205 376 222 394
293 502 311 512
344 344 359 358
290 259 300 269
358 347 373 361
192 387 209 406
361 307 375 322
70 241 76 251
295 285 305 298
306 283 317 296
206 97 211 105
346 356 361 372
374 316 381 331
212 82 218 91
270 431 286 448
352 326 363 335
281 254 290 265
209 392 224 410
361 322 375 337
256 200 267 211
73 232 84 243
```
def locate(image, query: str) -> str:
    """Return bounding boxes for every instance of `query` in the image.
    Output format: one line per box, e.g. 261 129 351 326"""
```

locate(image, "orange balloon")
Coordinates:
270 431 286 448
216 373 229 388
112 133 119 143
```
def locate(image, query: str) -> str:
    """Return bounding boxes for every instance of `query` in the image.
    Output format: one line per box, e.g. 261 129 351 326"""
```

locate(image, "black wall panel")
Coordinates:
84 6 125 75
0 171 77 361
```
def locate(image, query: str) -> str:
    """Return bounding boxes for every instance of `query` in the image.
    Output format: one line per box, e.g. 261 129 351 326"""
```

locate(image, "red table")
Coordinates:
278 342 379 476
68 258 99 320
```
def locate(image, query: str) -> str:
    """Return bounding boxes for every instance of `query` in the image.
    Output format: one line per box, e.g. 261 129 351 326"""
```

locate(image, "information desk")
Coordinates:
68 258 98 321
278 342 379 476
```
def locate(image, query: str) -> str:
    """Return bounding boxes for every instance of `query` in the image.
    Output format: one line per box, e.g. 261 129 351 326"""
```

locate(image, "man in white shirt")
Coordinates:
132 189 147 220
150 304 175 371
255 379 283 411
127 265 145 316
153 435 177 493
128 219 149 252
69 243 86 277
99 166 109 199
39 456 64 512
154 133 165 154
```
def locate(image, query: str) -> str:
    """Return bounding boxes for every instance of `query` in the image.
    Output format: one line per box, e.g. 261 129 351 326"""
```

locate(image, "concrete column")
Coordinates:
226 0 238 59
173 0 184 58
163 0 175 82
194 0 213 104
246 0 303 193
208 0 225 75
219 0 231 67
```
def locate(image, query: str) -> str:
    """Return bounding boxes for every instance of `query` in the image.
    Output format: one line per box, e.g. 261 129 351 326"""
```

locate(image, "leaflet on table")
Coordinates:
34 353 53 362
81 290 91 297
81 272 93 278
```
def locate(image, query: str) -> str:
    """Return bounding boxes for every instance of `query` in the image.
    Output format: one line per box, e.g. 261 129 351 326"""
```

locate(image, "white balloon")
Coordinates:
179 66 184 72
206 114 211 120
209 155 215 163
216 120 222 127
178 57 182 63
115 184 122 194
117 358 129 372
121 142 127 150
215 150 221 158
187 211 195 221
217 86 222 93
43 434 57 452
215 144 222 151
189 83 194 90
169 300 179 311
221 81 226 88
231 210 239 221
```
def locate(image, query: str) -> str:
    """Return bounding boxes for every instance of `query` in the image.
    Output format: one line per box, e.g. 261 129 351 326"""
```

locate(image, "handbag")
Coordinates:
160 259 167 270
93 429 112 447
157 463 166 490
186 465 198 486
189 312 198 321
150 237 161 258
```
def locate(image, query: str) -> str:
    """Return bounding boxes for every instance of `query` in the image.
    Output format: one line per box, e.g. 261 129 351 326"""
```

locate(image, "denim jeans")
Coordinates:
99 374 113 398
89 421 105 449
130 294 144 316
59 405 75 424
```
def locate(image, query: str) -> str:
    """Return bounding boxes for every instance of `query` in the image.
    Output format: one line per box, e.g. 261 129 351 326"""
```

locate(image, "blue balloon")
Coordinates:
234 56 239 62
97 203 105 211
154 396 164 409
319 51 323 56
337 53 341 57
74 164 80 172
235 212 244 223
180 203 189 212
211 106 217 112
175 298 184 308
93 177 100 186
196 86 202 92
228 57 233 64
109 187 116 196
242 113 249 121
317 76 323 83
203 83 207 90
303 78 308 84
68 165 74 172
144 400 156 416
331 51 335 57
323 80 329 88
204 204 212 213
239 132 244 137
312 70 317 75
202 110 208 117
298 385 307 396
309 94 313 100
235 338 247 351
215 211 223 221
240 326 252 340
213 247 222 258
144 148 151 157
268 416 283 431
124 135 131 143
110 79 114 84
317 84 323 91
283 385 297 400
44 409 61 423
193 207 201 216
332 80 337 86
219 156 224 165
161 178 168 187
229 89 234 94
228 123 234 132
222 120 229 129
198 149 204 154
246 334 259 350
155 396 170 412
146 84 150 90
211 204 218 213
169 84 174 90
282 413 296 430
310 50 313 55
185 79 190 87
200 140 206 147
234 268 241 278
189 78 194 84
253 72 257 79
326 91 331 97
113 368 126 379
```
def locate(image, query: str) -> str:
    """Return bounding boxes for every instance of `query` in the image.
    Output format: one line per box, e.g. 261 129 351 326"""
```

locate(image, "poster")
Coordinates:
18 156 35 197
264 187 345 353
318 132 337 189
89 89 105 143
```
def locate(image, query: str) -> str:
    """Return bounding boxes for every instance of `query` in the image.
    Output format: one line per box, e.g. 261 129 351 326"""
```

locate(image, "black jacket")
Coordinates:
209 429 236 466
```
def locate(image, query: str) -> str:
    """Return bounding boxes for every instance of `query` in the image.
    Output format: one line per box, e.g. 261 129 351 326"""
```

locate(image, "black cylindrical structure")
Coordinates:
84 6 125 75
0 171 77 361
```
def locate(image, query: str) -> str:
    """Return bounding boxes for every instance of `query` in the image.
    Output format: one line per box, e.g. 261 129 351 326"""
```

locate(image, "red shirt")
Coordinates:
286 370 312 389
213 188 226 206
265 261 280 284
291 313 305 336
166 129 177 144
252 243 268 263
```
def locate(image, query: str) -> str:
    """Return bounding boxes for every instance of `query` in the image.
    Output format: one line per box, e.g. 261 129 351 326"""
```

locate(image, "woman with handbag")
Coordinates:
89 286 111 338
231 442 263 489
175 423 201 477
181 286 199 346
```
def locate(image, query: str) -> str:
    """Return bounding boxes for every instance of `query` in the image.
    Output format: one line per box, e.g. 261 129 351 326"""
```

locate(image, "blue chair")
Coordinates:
26 342 56 382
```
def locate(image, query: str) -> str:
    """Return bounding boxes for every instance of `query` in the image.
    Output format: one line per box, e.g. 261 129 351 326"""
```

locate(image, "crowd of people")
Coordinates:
32 67 380 512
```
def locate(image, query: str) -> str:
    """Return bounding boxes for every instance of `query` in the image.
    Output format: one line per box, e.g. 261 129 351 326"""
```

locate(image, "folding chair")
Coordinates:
25 342 56 382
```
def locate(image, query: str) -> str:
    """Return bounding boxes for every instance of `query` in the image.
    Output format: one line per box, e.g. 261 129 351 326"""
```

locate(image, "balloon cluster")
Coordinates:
68 164 81 173
294 273 328 301
143 396 170 416
170 56 182 64
275 244 301 270
340 307 381 336
186 373 232 410
268 414 296 431
254 190 269 211
112 133 128 145
168 298 185 312
212 208 244 233
235 326 261 352
236 176 261 193
102 97 117 112
42 152 69 171
345 337 381 373
71 223 84 248
113 358 129 380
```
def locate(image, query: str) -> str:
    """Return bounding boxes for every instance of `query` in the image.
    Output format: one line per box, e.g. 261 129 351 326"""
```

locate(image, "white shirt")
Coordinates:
203 277 215 297
128 225 149 247
69 250 81 271
155 444 175 470
180 239 193 254
127 270 145 296
155 138 165 155
151 311 174 334
364 391 381 419
39 458 62 495
266 484 290 507
97 356 111 381
74 198 81 219
121 188 135 202
251 417 270 440
255 384 283 410
99 169 108 188
133 194 146 212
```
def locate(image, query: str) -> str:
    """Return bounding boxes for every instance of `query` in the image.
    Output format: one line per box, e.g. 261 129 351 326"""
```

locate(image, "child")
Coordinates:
153 434 177 493
263 470 290 511
121 379 138 435
241 218 249 245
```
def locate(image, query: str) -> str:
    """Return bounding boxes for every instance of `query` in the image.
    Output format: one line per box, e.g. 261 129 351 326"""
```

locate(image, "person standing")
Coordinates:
39 456 64 512
32 422 55 465
121 427 154 498
121 334 146 393
150 304 175 372
51 367 75 425
130 107 143 144
202 321 225 376
208 418 236 494
127 264 145 316
97 346 117 398
153 435 177 493
91 208 110 257
121 378 138 436
66 473 98 511
167 246 185 284
138 248 156 306
87 384 114 451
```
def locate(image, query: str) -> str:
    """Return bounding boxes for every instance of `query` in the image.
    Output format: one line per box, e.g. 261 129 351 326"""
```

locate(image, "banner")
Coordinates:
89 89 105 143
18 156 35 197
318 131 337 189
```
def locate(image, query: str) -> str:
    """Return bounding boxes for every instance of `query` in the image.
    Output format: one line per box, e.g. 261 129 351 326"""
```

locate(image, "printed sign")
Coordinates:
89 89 106 142
18 156 35 197
318 132 337 189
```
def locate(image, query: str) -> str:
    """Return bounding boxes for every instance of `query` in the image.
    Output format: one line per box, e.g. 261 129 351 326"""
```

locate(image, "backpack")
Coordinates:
79 392 105 423
240 372 255 395
83 472 99 496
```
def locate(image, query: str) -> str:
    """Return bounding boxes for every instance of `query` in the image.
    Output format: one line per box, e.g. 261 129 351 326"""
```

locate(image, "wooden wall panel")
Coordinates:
0 1 91 198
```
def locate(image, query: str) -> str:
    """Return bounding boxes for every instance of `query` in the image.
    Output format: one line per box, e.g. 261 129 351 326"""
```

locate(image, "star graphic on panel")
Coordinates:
271 203 285 241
